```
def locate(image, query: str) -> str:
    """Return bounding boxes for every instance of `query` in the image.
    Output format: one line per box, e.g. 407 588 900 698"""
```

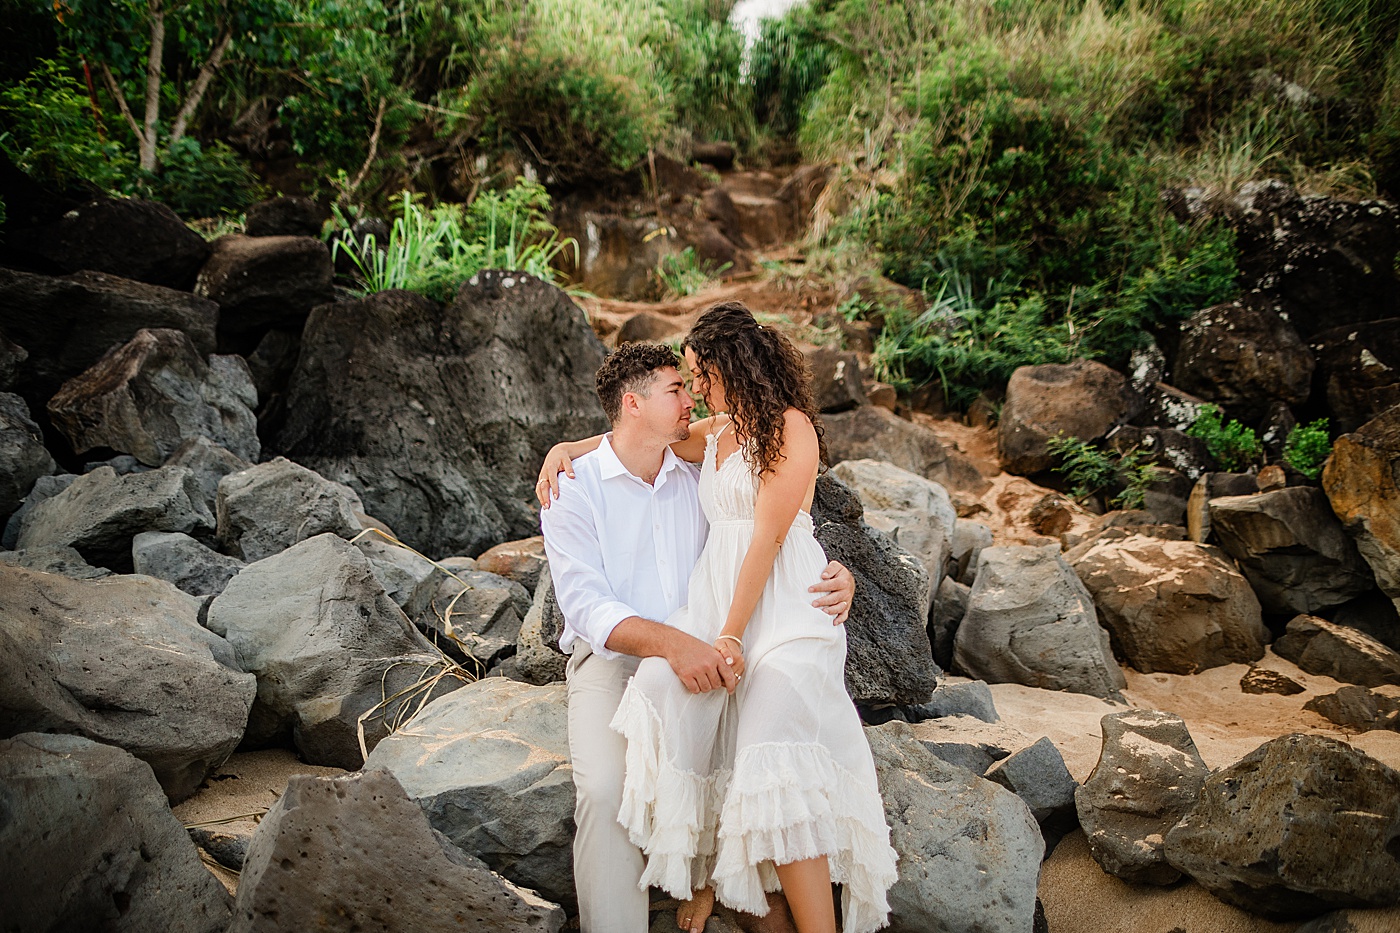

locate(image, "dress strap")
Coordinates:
711 417 732 442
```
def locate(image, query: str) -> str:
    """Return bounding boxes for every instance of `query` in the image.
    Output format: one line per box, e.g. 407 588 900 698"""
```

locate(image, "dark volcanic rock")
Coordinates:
1273 614 1400 688
0 733 232 933
243 195 327 238
132 530 246 597
1304 685 1400 732
1172 300 1315 422
194 234 334 347
0 327 26 389
165 435 251 514
999 359 1143 475
824 404 989 495
0 567 255 801
1311 319 1400 433
215 457 363 562
0 544 111 579
1240 666 1305 695
805 347 867 413
1323 405 1400 615
1331 590 1400 653
1164 733 1400 918
274 276 609 557
0 392 55 520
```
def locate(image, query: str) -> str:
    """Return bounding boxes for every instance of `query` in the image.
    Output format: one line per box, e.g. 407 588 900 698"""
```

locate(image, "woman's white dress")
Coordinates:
609 428 898 933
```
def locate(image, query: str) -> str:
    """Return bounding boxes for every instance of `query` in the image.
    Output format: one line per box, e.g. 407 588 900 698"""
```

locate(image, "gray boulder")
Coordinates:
205 533 462 767
1164 733 1400 918
1208 487 1376 614
132 530 246 597
216 457 364 562
1075 709 1210 885
952 519 993 584
0 326 26 389
165 435 251 513
194 234 335 346
1172 300 1315 421
823 405 989 495
928 576 970 670
810 471 938 705
1273 615 1400 688
0 544 111 579
364 678 576 906
1067 533 1268 674
0 392 55 519
244 195 326 238
1323 405 1400 615
906 715 1034 775
0 733 231 933
414 568 532 671
868 723 1043 933
353 531 440 610
499 569 569 686
904 679 998 723
999 359 1142 475
954 545 1126 700
1 473 76 549
1186 471 1261 543
229 769 564 933
805 347 867 412
986 736 1078 831
1304 685 1400 732
14 464 213 571
0 565 256 801
273 276 609 557
47 328 259 466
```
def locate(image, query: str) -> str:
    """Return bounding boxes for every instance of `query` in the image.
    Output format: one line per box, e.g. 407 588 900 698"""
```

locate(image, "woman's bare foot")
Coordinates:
677 886 716 933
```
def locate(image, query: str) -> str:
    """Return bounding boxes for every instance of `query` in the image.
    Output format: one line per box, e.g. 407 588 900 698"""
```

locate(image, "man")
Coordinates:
538 342 854 933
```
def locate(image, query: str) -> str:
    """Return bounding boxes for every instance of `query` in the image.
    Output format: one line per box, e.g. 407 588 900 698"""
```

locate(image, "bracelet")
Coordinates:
715 634 744 650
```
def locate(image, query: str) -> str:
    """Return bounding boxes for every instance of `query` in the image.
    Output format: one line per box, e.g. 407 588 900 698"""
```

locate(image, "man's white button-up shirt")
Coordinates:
540 434 707 659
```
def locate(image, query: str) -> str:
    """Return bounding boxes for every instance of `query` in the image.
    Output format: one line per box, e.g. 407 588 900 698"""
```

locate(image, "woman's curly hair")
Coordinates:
683 301 826 476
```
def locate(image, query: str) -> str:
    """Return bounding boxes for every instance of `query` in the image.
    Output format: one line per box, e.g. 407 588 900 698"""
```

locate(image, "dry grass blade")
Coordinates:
183 810 269 829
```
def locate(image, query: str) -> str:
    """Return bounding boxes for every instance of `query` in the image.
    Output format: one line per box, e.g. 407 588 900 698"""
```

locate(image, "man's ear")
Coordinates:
619 390 641 418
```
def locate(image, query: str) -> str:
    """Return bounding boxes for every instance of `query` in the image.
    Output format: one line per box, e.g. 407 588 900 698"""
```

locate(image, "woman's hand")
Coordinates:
714 636 746 688
536 444 576 508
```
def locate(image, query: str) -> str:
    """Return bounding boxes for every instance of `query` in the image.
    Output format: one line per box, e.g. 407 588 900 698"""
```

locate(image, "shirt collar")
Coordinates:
597 434 685 488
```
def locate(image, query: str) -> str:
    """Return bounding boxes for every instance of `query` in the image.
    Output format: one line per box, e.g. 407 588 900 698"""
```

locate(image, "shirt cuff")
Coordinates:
577 600 639 661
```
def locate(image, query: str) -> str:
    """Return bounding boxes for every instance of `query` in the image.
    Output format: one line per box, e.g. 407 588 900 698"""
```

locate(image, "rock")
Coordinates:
274 276 609 557
363 679 576 906
194 234 334 348
132 530 245 597
356 532 440 611
1311 319 1400 433
906 715 1034 774
1304 685 1400 732
188 826 253 872
998 359 1143 475
1106 423 1212 481
0 566 256 801
499 569 569 686
1273 615 1400 688
205 534 463 767
0 392 55 520
0 733 232 932
830 458 956 606
805 348 867 413
243 195 327 238
1075 710 1210 884
47 328 260 466
1067 533 1268 674
1172 301 1315 421
1 472 75 549
215 457 364 562
164 435 251 512
810 471 938 705
1323 405 1400 614
928 576 970 671
1140 381 1210 433
1240 665 1305 695
1186 471 1259 543
986 736 1079 850
615 311 684 344
230 769 564 933
0 268 218 414
693 141 737 169
954 545 1126 700
414 569 532 670
1208 487 1376 614
823 405 990 496
1164 733 1400 918
952 518 993 584
14 465 214 571
903 678 998 724
868 723 1043 933
1296 908 1400 933
0 327 26 389
0 543 111 579
7 195 211 289
476 536 548 593
1332 590 1400 652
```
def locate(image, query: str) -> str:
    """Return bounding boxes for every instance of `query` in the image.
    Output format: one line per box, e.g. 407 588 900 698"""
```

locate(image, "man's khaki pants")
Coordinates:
567 643 648 932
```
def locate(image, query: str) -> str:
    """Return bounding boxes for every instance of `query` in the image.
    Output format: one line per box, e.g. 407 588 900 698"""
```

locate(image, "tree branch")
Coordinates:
341 96 388 205
170 28 233 145
140 0 166 172
99 61 144 142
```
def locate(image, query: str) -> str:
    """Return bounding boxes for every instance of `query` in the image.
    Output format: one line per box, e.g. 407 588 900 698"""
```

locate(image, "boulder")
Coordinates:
0 733 232 932
0 392 55 520
952 518 993 584
954 545 1126 700
1186 471 1259 543
823 405 990 495
414 568 532 670
1272 615 1400 688
0 544 111 579
1304 685 1400 732
868 723 1043 933
1208 487 1375 614
274 276 609 557
14 464 213 571
1164 733 1400 918
929 576 970 671
1 472 76 549
1139 381 1211 433
1240 665 1305 695
6 195 210 289
1311 319 1400 433
363 679 576 906
1075 710 1210 884
229 769 565 933
903 678 998 724
615 311 685 344
243 195 327 238
0 267 218 413
1323 405 1400 614
1172 301 1315 421
0 327 26 389
1332 590 1400 652
132 530 246 597
205 533 463 767
805 348 867 413
499 569 569 686
985 735 1078 825
194 234 334 347
810 471 938 705
164 435 251 512
1067 533 1268 674
0 566 256 801
1106 423 1212 481
998 359 1143 475
47 328 259 466
215 457 364 562
356 532 441 611
476 535 548 593
905 715 1034 775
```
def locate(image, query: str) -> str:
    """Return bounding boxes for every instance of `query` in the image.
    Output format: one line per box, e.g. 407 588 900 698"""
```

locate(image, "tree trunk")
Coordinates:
139 0 165 173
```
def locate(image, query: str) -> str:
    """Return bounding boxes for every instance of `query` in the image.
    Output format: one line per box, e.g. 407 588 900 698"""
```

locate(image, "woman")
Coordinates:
541 303 896 933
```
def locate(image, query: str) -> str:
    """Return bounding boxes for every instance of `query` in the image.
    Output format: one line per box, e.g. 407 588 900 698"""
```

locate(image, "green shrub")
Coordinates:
1186 405 1262 472
137 138 266 218
1045 433 1162 510
0 54 133 189
1283 418 1332 479
654 247 731 299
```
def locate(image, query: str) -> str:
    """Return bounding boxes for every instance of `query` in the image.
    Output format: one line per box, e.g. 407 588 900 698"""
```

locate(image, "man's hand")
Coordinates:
809 560 855 625
666 630 739 694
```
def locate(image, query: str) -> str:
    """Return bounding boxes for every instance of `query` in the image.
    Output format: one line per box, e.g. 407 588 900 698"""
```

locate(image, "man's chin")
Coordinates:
671 423 692 443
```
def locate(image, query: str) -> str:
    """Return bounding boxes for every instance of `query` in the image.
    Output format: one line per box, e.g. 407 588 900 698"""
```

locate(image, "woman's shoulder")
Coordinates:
781 408 816 433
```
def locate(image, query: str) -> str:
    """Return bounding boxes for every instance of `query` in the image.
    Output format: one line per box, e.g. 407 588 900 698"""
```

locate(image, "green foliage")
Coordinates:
331 179 576 302
1283 418 1332 479
654 247 731 299
748 7 834 138
137 138 266 218
0 53 132 188
1045 433 1161 510
1187 405 1262 472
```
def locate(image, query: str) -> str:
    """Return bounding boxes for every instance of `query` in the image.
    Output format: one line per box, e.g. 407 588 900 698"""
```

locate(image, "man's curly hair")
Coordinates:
683 302 825 476
595 341 681 423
